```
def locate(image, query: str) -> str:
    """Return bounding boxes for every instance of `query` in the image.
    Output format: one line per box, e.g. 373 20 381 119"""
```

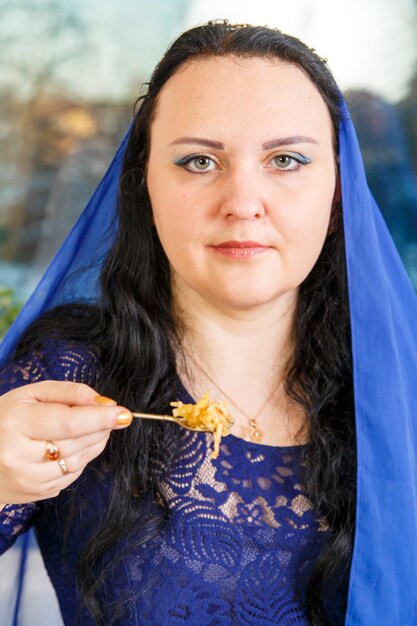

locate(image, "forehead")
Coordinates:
151 56 334 144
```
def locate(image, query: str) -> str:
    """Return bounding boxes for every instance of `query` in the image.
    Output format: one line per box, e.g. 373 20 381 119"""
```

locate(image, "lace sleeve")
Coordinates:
0 503 38 553
0 339 101 551
0 339 101 395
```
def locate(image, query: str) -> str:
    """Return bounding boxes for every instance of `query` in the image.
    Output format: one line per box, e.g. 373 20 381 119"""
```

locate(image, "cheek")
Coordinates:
150 194 204 275
150 174 207 236
152 194 199 240
276 187 334 262
147 160 211 271
292 204 331 238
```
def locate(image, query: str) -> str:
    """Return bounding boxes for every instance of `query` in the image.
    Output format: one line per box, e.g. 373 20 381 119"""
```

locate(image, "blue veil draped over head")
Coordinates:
0 95 417 625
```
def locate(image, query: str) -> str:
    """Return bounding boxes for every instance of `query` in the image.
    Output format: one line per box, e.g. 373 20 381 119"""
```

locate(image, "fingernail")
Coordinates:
116 410 133 426
95 395 117 406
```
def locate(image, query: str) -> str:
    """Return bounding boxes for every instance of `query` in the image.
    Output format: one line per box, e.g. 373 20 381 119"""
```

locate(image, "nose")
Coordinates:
219 168 266 220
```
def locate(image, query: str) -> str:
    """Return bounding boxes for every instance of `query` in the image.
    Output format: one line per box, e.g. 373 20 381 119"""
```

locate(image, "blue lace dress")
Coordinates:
0 342 344 625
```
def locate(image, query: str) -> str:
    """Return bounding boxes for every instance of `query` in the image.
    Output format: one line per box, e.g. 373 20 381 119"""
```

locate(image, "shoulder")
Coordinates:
1 304 104 392
32 338 101 385
0 338 101 392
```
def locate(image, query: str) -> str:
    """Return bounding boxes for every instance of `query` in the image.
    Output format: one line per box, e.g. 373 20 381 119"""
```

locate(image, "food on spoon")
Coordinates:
171 392 234 459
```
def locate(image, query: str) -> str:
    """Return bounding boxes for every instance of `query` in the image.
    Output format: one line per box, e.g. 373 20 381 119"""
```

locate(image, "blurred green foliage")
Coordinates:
0 285 22 338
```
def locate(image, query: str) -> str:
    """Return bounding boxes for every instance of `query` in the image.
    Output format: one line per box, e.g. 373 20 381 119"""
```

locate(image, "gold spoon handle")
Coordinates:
131 412 179 423
131 411 212 433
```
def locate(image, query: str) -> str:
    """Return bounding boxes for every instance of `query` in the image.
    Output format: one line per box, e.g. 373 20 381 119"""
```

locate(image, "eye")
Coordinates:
268 152 312 172
274 155 296 169
174 154 217 173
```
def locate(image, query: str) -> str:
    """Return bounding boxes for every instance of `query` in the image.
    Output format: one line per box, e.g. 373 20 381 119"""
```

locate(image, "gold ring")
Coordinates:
45 440 60 462
57 457 69 475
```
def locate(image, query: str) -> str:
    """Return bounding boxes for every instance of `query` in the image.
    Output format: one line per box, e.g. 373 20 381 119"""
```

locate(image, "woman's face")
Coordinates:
147 56 337 313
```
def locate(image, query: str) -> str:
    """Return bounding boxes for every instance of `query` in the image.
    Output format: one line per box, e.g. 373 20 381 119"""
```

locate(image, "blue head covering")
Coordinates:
339 100 417 623
1 97 417 624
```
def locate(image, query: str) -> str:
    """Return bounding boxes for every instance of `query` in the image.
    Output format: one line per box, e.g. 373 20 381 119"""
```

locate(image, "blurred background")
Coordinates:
0 0 417 624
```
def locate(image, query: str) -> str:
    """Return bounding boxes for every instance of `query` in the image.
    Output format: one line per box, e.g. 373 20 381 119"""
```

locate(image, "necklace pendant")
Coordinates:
248 419 263 444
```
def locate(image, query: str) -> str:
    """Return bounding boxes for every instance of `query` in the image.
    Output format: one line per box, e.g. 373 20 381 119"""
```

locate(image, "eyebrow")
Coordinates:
262 136 318 149
169 135 318 149
169 137 224 149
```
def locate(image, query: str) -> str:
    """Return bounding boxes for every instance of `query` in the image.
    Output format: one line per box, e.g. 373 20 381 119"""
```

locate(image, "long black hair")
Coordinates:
17 21 355 625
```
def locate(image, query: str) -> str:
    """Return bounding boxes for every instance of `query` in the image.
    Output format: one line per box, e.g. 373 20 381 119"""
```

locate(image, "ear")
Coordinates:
328 173 341 234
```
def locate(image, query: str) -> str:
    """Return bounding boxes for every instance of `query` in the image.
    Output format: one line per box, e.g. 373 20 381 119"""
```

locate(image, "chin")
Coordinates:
214 285 292 311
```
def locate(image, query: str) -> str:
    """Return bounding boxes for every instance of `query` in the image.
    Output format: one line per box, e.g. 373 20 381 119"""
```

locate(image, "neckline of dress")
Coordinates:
177 381 309 452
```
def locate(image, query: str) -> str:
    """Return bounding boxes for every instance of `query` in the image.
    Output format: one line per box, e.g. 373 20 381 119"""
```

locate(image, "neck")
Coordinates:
173 281 298 399
172 282 308 446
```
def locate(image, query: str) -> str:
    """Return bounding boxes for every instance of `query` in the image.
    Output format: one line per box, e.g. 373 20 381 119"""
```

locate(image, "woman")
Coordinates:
0 21 416 626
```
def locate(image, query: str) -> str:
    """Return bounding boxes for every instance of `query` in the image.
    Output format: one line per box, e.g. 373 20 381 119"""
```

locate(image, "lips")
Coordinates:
211 240 270 258
215 241 265 248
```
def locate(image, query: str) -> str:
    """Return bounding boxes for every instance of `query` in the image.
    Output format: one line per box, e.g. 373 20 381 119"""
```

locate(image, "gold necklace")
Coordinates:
188 357 279 444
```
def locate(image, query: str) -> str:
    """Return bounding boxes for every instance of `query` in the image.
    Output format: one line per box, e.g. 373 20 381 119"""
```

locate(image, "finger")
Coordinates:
55 437 110 475
18 380 115 407
8 437 110 498
20 403 132 440
32 430 111 463
37 468 85 500
42 436 110 483
22 467 85 502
